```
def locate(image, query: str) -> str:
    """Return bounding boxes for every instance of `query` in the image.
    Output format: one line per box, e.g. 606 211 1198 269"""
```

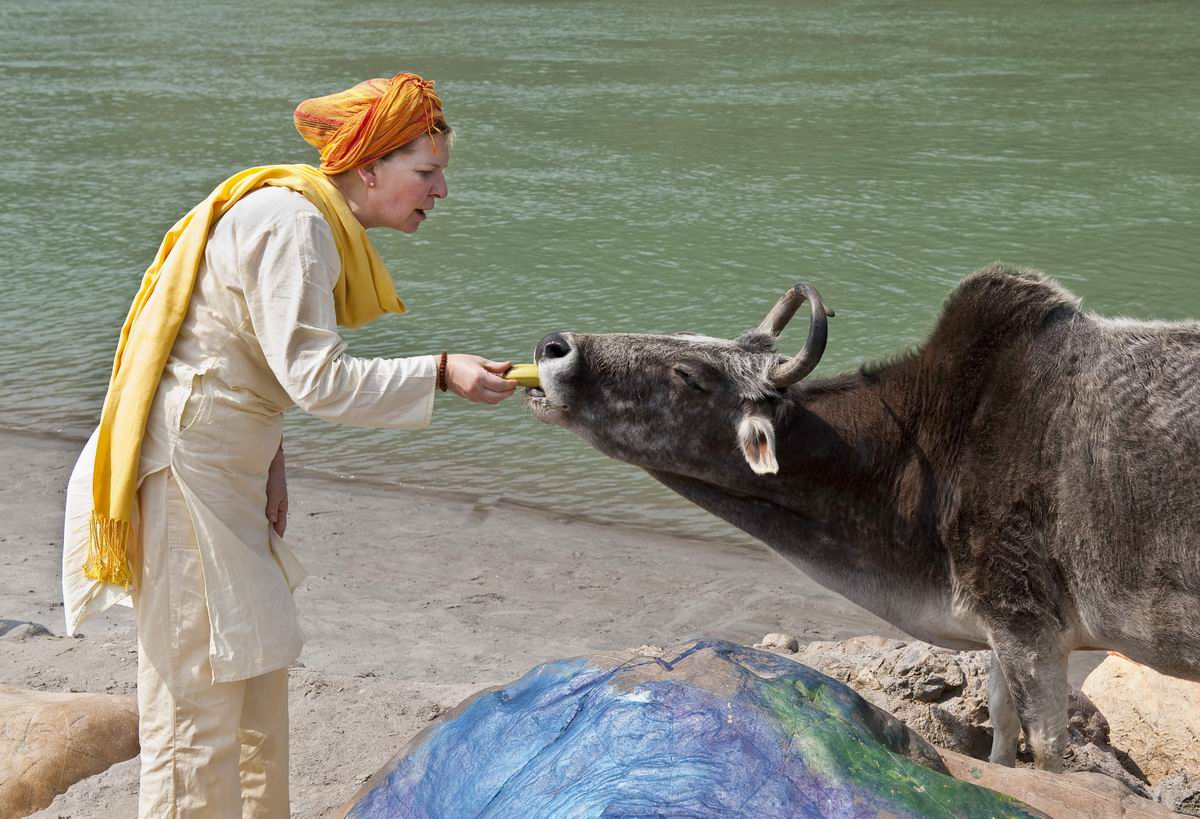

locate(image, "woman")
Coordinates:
61 73 516 817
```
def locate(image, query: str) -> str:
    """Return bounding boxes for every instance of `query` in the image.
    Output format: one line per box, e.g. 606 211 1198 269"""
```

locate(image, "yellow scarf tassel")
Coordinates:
85 512 133 587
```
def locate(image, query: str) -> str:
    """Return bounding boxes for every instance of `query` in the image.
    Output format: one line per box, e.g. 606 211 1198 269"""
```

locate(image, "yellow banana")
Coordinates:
503 363 541 388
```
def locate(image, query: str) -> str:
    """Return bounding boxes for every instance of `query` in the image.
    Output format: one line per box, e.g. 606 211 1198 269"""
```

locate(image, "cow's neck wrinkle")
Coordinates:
644 362 966 640
643 470 957 642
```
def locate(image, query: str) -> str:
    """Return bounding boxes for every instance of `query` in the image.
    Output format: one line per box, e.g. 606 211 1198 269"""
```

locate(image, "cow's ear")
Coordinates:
737 412 778 475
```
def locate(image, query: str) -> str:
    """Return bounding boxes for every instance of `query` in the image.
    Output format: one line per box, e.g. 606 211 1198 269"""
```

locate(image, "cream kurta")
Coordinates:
63 186 437 682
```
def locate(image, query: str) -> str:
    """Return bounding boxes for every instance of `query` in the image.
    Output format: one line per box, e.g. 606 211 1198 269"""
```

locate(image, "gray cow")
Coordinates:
524 264 1200 772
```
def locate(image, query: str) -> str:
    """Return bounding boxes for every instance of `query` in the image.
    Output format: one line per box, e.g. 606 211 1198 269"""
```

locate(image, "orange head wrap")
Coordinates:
294 73 445 175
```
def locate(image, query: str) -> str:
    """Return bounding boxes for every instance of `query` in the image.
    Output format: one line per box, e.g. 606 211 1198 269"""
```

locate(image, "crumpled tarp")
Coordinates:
343 640 1045 818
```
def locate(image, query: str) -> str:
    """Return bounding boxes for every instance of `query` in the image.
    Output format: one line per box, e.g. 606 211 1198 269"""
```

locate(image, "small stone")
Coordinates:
851 667 879 689
756 633 799 653
915 678 948 702
418 702 447 722
941 663 965 688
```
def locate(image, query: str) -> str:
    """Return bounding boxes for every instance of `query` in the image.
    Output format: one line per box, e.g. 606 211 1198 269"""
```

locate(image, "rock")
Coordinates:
631 644 664 657
1082 654 1200 785
777 636 1150 795
336 640 1046 818
0 619 54 640
790 637 993 757
1154 772 1200 817
754 632 799 653
0 686 139 817
939 748 1179 818
1063 688 1154 797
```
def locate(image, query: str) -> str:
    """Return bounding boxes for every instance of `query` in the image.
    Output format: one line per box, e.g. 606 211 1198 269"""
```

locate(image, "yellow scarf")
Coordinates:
85 164 404 585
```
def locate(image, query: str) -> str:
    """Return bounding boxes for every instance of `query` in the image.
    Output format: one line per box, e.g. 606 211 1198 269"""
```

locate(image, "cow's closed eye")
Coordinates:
673 365 710 393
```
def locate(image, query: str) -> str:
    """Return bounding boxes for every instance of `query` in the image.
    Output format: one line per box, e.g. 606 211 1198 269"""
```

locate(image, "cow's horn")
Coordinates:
762 283 834 387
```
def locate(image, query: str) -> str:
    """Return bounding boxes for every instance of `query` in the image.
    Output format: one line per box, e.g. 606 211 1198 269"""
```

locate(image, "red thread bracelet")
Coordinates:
437 351 448 392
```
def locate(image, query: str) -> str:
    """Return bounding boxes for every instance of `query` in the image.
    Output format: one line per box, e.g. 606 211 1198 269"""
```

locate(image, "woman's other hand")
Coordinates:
266 444 288 536
446 355 518 404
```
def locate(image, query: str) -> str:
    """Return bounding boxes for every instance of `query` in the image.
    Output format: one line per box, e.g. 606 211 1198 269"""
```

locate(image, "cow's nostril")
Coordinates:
537 333 573 361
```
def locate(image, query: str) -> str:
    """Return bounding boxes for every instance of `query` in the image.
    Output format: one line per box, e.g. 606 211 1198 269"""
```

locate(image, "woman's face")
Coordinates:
361 132 450 232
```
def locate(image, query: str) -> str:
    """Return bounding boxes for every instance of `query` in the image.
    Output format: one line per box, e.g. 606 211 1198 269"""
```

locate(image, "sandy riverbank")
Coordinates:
1 425 910 817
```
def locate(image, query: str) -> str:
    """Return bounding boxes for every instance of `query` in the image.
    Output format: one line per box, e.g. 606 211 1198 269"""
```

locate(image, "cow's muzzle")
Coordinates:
536 333 573 362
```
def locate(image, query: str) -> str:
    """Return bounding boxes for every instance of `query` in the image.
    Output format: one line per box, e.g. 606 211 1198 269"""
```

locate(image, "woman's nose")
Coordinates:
432 172 448 200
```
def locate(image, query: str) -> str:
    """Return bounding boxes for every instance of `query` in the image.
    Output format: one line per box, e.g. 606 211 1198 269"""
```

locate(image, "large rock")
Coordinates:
1082 654 1200 785
0 686 139 818
337 640 1046 818
784 636 994 758
769 635 1150 794
1154 773 1200 817
0 619 53 641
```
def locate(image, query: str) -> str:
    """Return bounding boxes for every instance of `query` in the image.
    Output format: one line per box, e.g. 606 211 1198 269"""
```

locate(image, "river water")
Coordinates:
2 0 1196 539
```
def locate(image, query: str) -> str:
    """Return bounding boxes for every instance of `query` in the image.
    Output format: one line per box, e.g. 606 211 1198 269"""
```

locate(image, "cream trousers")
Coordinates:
135 469 290 818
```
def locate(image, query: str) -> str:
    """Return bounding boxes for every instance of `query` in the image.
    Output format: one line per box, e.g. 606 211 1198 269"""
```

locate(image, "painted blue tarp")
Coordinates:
342 640 1043 818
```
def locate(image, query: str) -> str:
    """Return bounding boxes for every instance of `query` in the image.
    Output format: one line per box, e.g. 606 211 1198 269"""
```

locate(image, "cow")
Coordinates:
523 264 1200 772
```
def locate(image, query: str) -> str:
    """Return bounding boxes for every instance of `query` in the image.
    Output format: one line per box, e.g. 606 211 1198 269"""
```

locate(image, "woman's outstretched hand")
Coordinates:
446 355 518 404
266 444 288 536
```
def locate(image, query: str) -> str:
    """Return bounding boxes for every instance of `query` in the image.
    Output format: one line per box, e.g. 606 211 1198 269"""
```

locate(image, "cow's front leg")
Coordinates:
988 629 1069 772
987 651 1021 766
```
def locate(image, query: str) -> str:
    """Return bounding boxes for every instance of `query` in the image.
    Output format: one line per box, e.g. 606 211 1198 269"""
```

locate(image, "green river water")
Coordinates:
2 0 1197 539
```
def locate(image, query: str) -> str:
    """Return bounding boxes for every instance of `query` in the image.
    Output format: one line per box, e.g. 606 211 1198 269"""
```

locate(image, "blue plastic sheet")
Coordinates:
345 641 1043 818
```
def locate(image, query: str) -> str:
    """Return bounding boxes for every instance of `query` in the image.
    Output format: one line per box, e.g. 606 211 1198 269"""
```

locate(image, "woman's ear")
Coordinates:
356 161 379 190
